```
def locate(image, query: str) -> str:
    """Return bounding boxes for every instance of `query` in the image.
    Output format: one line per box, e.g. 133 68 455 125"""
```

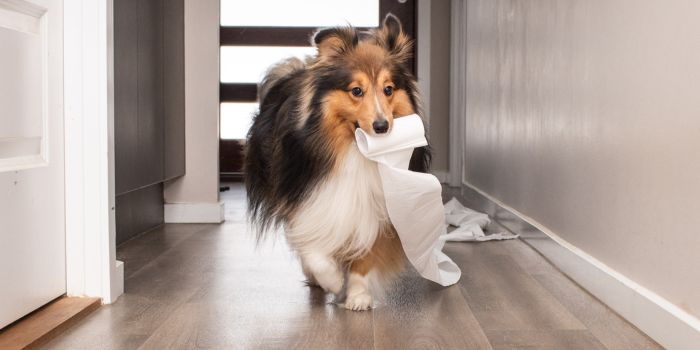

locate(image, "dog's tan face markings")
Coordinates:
325 43 415 136
346 68 394 135
314 17 417 159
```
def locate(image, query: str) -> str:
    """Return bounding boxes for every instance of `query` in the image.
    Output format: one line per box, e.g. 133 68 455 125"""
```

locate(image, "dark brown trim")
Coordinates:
221 27 319 47
220 26 375 47
220 173 244 182
220 139 245 172
220 83 257 102
380 0 416 74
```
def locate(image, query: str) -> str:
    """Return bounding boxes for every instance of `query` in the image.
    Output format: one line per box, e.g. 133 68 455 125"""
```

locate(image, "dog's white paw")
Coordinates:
344 292 373 311
304 254 343 294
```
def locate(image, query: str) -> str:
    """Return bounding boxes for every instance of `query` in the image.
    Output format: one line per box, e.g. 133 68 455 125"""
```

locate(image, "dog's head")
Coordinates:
310 14 417 138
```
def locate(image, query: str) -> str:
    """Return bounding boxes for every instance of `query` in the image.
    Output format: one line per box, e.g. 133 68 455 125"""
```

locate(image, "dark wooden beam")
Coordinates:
220 83 257 102
221 27 318 46
220 26 376 47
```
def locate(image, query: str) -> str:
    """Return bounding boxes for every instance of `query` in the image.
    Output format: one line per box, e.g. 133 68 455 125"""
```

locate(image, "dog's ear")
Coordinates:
312 27 358 57
375 13 412 63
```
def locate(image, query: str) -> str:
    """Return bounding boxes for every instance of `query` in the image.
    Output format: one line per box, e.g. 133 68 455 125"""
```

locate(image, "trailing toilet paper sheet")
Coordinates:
356 114 461 286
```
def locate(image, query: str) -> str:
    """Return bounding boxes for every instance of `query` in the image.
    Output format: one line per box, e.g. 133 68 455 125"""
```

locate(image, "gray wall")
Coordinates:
114 0 185 243
462 0 700 319
426 0 451 173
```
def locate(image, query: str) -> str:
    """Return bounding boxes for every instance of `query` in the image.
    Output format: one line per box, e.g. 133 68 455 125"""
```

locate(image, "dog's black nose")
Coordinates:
373 119 389 134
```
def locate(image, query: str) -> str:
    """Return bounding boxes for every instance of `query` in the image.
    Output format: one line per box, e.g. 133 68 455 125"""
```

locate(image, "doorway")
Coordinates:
218 0 416 181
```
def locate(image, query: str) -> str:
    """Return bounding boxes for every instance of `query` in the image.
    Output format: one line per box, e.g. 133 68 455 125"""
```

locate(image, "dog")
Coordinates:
244 14 430 311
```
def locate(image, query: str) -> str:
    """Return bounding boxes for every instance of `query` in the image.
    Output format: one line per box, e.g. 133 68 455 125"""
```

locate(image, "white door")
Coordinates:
0 0 66 329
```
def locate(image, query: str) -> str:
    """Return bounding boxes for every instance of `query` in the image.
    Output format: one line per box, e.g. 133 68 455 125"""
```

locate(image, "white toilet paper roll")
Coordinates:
355 115 428 168
355 114 461 286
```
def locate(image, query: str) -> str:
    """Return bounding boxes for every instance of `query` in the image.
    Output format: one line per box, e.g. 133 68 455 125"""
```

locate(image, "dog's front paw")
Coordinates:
303 254 344 294
344 292 373 311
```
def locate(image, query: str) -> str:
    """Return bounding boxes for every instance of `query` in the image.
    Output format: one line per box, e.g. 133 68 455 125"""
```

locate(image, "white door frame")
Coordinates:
64 0 123 303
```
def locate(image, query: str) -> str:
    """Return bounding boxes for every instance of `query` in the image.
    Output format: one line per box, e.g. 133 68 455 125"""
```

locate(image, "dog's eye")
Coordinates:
351 87 363 97
384 86 393 96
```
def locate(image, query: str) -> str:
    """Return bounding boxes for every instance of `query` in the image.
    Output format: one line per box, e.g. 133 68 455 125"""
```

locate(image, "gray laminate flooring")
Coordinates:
43 183 660 349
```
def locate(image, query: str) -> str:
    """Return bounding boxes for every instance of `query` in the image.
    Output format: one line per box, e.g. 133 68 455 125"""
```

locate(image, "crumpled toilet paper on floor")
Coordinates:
441 197 519 243
355 114 517 287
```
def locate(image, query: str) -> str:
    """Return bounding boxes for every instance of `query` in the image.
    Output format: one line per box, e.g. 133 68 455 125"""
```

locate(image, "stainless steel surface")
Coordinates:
461 0 700 321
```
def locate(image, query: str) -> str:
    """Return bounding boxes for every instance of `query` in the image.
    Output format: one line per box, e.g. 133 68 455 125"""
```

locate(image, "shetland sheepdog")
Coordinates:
245 14 430 311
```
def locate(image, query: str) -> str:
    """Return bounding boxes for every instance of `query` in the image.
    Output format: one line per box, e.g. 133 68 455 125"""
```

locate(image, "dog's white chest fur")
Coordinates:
286 144 389 259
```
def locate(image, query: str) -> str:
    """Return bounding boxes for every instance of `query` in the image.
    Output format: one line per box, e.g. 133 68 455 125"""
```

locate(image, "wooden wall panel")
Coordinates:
114 0 139 195
163 0 186 180
136 0 165 186
114 0 184 242
115 183 164 245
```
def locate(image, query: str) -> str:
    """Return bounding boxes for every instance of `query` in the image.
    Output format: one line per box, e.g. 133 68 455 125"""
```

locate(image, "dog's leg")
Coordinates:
301 253 344 294
345 227 405 311
345 268 373 311
345 245 377 311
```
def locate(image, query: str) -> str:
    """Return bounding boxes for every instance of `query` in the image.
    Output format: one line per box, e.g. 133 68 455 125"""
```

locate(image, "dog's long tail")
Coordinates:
258 57 307 103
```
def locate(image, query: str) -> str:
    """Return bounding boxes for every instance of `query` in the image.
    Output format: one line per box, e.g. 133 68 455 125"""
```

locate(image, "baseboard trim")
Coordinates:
460 181 700 350
164 201 225 223
109 260 124 304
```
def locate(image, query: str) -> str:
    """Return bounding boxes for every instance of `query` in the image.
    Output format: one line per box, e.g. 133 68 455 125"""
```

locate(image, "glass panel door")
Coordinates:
219 0 415 180
221 0 379 27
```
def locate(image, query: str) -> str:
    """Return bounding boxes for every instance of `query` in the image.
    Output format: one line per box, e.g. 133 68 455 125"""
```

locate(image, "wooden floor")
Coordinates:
43 183 660 349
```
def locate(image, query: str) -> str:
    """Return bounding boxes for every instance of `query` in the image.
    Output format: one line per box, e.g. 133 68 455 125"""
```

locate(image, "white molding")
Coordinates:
0 0 49 172
113 260 124 299
448 0 467 187
0 155 46 172
462 181 700 350
64 0 122 304
165 201 225 223
416 0 430 121
0 1 44 34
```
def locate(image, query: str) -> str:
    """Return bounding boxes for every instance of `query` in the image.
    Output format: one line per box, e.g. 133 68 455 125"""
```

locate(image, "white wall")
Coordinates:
163 0 221 220
460 0 700 336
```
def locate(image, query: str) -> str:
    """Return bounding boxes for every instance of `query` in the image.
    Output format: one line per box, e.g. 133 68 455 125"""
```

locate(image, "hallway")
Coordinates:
44 184 659 349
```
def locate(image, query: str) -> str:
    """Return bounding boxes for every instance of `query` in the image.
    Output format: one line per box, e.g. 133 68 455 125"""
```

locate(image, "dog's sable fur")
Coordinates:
244 14 431 310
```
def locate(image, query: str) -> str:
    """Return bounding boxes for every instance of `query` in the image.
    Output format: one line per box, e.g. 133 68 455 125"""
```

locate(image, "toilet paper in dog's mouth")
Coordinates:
355 115 427 168
355 114 518 287
355 114 461 286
